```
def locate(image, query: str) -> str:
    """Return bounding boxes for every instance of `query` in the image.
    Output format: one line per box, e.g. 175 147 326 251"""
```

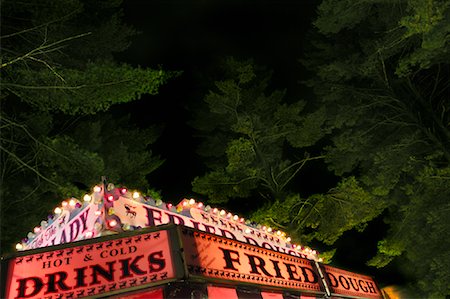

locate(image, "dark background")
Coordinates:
115 0 406 288
117 0 319 201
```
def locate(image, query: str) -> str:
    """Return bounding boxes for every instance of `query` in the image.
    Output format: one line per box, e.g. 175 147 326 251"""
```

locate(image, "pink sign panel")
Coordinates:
5 230 175 299
322 265 383 299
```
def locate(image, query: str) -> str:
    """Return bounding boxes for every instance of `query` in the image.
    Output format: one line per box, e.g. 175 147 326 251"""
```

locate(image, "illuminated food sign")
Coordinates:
321 265 382 299
25 202 102 250
16 184 319 263
112 195 319 261
180 228 325 296
5 230 175 299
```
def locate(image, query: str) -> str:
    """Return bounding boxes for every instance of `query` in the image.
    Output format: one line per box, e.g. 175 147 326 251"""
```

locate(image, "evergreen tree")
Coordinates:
304 0 450 296
0 0 173 254
191 59 383 257
191 58 326 204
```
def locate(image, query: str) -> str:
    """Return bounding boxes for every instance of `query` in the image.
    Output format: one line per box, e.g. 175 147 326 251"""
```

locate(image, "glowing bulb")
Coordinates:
109 220 117 227
312 250 317 255
61 201 68 207
226 212 232 218
93 186 101 193
233 215 239 221
262 226 267 231
121 188 127 194
276 230 281 236
212 208 218 214
240 218 245 223
107 195 114 202
197 202 204 208
182 201 188 207
33 227 41 233
286 237 291 242
245 228 252 234
132 192 140 199
83 194 91 202
16 243 23 250
54 207 62 214
220 210 226 216
189 198 196 205
167 203 173 209
69 199 76 207
318 258 323 262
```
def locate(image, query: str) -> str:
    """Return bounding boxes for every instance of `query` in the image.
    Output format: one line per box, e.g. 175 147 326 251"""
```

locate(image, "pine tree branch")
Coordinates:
0 145 59 186
1 32 91 69
0 10 81 39
3 79 131 90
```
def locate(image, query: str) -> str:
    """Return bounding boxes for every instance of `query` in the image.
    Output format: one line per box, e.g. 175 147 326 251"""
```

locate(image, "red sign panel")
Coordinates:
5 230 175 299
180 228 325 295
321 265 382 299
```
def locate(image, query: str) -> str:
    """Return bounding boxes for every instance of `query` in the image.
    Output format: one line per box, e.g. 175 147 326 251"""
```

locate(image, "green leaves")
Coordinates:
307 0 450 295
192 58 327 204
0 0 171 254
6 63 170 114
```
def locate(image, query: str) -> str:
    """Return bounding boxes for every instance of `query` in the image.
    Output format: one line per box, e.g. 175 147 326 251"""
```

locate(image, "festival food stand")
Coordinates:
1 182 384 299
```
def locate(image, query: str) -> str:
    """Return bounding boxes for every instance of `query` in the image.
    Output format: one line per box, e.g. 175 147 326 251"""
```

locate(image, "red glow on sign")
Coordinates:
180 228 324 295
5 230 175 299
322 265 382 299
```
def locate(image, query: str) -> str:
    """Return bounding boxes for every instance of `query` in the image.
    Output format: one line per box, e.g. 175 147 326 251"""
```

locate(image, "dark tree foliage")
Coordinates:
0 0 172 254
304 0 449 296
191 58 326 204
191 59 384 262
192 1 449 296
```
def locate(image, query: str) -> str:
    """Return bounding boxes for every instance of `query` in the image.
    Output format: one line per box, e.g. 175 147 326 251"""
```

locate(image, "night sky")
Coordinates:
115 0 404 288
117 0 318 200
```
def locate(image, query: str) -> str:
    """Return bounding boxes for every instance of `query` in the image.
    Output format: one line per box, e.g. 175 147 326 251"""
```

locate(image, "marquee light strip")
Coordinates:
16 183 321 262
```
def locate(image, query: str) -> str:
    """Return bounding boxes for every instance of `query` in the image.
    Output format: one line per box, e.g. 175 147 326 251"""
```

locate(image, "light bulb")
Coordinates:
220 210 226 216
109 220 117 227
54 207 62 214
83 194 91 202
93 186 101 193
189 198 196 205
16 243 23 250
132 192 140 199
69 199 76 207
286 237 291 242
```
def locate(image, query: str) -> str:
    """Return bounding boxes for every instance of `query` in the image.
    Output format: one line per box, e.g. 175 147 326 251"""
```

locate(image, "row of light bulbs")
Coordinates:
17 185 322 262
173 198 320 260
